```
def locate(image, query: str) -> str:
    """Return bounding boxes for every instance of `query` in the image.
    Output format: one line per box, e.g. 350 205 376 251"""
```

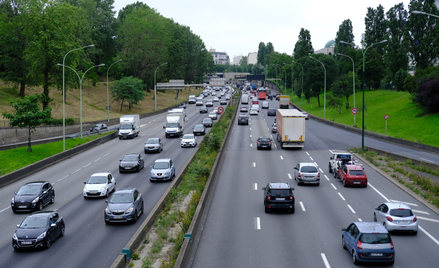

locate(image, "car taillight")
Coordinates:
386 216 393 222
298 173 301 178
413 216 417 223
317 173 320 178
267 196 271 200
357 240 362 249
258 142 260 145
390 241 394 249
269 142 271 145
290 196 293 200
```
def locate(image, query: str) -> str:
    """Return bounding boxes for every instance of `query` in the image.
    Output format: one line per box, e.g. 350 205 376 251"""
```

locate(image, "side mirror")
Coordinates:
14 192 17 195
119 160 122 161
84 182 86 184
51 223 56 228
163 126 165 129
262 187 266 190
17 224 20 227
330 157 333 160
341 228 346 231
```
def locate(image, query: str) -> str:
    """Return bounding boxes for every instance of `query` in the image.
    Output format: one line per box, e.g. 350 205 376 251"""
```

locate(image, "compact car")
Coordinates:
104 188 144 224
293 162 320 186
11 181 55 213
267 108 276 116
237 114 249 125
144 138 163 153
181 134 197 147
374 202 418 234
149 158 175 182
202 117 213 127
83 172 116 198
257 137 272 150
193 124 206 135
119 153 144 173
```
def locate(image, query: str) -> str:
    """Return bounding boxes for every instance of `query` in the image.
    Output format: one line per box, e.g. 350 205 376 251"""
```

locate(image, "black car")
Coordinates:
193 124 206 135
262 182 295 213
178 102 186 109
104 188 144 224
119 153 144 173
12 211 65 250
90 123 107 133
237 114 249 125
199 106 208 113
257 137 272 150
202 117 213 127
267 108 276 116
11 181 55 213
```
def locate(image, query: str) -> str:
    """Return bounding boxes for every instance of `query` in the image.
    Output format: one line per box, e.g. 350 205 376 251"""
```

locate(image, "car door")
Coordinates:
49 213 61 238
170 160 175 176
41 183 51 205
159 138 163 151
139 155 144 168
293 164 299 179
107 174 114 192
376 204 387 223
345 223 356 251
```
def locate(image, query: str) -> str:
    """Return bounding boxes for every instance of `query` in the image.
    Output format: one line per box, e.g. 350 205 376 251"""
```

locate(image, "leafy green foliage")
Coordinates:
306 54 337 107
334 19 355 74
293 28 314 59
111 76 145 111
364 5 387 56
394 69 408 91
415 78 439 113
257 42 266 65
331 71 359 108
327 95 343 114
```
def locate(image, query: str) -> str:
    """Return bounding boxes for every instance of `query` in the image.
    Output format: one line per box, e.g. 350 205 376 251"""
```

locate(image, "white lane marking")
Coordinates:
288 173 292 179
273 144 277 148
331 183 337 190
338 193 345 201
358 218 363 222
319 168 324 173
58 175 68 182
368 183 390 202
72 168 82 174
300 202 306 211
280 156 283 160
94 157 102 162
390 200 418 207
140 124 146 127
321 253 331 268
306 151 310 156
83 162 92 168
256 217 261 230
329 149 334 154
314 162 319 167
249 128 251 130
417 216 439 223
254 183 258 190
324 175 330 181
420 158 434 163
420 226 439 246
253 162 256 167
0 207 10 213
347 204 356 214
103 153 110 157
268 128 270 131
413 209 430 215
250 143 253 147
310 157 314 161
250 135 252 138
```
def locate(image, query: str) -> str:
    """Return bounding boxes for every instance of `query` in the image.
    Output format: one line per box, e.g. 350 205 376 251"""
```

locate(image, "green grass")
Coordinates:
285 89 439 147
0 132 115 176
0 87 20 106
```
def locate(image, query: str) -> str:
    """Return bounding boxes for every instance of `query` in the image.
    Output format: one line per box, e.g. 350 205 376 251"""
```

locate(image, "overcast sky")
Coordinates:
113 0 406 61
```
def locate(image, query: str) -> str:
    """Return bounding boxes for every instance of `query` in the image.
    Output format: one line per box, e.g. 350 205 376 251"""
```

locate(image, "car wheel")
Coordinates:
137 166 140 173
291 206 295 214
144 150 147 154
328 164 332 173
343 179 347 187
133 211 138 223
37 201 43 211
60 223 65 237
342 236 346 249
50 194 55 204
106 189 109 197
316 182 320 186
373 213 377 222
352 250 358 264
265 206 269 213
12 208 17 213
363 183 367 188
45 236 51 249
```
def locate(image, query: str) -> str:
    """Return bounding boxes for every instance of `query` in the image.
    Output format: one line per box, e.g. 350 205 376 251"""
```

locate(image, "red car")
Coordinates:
337 164 368 187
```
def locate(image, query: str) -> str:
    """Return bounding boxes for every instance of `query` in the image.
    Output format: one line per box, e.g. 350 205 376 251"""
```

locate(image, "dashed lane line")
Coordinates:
94 157 102 162
300 202 306 212
330 183 337 190
321 253 331 268
254 183 258 190
288 173 292 179
324 175 330 181
368 183 390 202
83 162 92 168
338 192 345 201
347 205 356 214
255 217 261 230
390 200 418 207
58 175 68 182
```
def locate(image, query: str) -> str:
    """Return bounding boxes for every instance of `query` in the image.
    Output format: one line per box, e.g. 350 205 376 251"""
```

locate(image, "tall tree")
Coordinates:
331 71 360 108
364 5 387 55
334 19 355 75
111 76 145 111
293 28 314 59
305 54 337 107
266 42 274 54
257 42 266 65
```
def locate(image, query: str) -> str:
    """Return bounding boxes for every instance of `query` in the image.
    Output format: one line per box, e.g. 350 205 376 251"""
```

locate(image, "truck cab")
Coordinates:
328 151 356 175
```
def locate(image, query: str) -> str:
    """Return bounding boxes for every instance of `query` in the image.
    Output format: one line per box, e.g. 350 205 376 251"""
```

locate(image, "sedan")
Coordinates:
11 181 55 213
178 102 186 109
83 172 116 198
237 114 249 125
202 117 213 127
206 100 213 107
209 111 218 120
272 122 277 133
104 188 144 224
12 211 65 250
181 134 197 148
213 97 219 102
193 124 206 135
144 137 163 153
293 162 320 186
150 158 175 181
220 99 227 105
240 106 248 112
119 153 144 173
267 108 276 116
374 202 418 234
89 123 107 133
257 137 272 150
199 106 208 113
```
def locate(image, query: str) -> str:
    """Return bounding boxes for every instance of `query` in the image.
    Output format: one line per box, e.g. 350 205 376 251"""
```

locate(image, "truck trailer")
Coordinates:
119 114 140 139
276 109 305 149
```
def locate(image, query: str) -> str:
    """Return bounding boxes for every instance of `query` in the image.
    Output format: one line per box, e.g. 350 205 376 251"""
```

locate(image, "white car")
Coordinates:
181 134 197 147
83 172 116 198
249 108 259 115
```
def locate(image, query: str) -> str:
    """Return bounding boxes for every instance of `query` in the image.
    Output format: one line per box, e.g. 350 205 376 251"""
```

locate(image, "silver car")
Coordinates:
374 202 418 234
209 111 218 120
144 138 163 153
293 162 320 186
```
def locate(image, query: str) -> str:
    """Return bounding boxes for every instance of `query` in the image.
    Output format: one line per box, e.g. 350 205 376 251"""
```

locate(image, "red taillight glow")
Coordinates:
386 216 393 222
413 216 417 223
258 142 260 145
317 173 320 178
267 196 271 200
298 173 301 178
357 240 362 249
290 196 293 200
390 241 394 249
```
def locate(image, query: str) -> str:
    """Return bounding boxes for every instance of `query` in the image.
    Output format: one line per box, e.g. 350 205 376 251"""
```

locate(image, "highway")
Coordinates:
0 92 229 267
191 96 439 268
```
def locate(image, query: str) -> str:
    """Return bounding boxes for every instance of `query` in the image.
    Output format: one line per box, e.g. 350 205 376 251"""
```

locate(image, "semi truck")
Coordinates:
163 114 184 138
276 109 305 149
279 95 290 109
119 114 140 139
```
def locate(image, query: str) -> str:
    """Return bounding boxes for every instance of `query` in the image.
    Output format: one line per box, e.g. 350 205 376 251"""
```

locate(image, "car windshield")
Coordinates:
166 123 179 128
88 175 106 184
153 162 169 169
203 118 211 122
349 170 364 176
92 124 99 128
209 112 216 115
17 185 40 195
120 124 132 130
259 138 270 142
194 124 204 129
146 139 159 144
110 193 133 204
301 166 318 172
20 216 48 228
183 134 194 139
123 155 138 161
359 233 391 244
270 189 290 196
389 209 413 217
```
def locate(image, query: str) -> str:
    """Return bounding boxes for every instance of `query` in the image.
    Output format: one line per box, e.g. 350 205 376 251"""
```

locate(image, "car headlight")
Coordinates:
83 186 88 191
32 197 39 204
150 172 156 176
164 172 170 176
11 198 15 204
105 207 111 214
125 207 134 214
37 231 46 240
13 233 17 240
100 186 106 191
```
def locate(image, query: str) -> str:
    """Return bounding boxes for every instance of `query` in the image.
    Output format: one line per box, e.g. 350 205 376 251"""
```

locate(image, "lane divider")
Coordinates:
300 202 306 212
255 217 261 230
321 253 331 268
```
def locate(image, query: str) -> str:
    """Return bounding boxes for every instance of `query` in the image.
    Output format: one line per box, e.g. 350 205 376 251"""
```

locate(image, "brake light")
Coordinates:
267 196 271 200
317 173 320 178
258 142 260 145
357 240 362 249
298 173 301 178
390 241 394 249
269 142 271 145
398 208 404 210
290 196 293 200
386 216 393 222
413 216 417 223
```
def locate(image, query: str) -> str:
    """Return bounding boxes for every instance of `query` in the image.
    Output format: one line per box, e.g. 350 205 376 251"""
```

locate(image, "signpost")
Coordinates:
217 106 225 114
384 114 389 135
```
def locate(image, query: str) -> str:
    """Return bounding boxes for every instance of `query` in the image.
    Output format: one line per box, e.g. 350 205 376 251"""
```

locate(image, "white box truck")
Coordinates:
241 94 249 104
276 109 305 149
119 114 140 139
279 95 290 109
163 114 184 138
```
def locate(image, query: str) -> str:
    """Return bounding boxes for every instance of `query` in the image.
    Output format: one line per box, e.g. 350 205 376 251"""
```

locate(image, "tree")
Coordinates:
257 42 266 65
293 28 314 59
111 76 145 111
394 69 408 91
327 95 343 114
2 94 52 152
331 71 359 108
334 19 355 75
416 78 439 113
364 5 387 55
305 54 337 107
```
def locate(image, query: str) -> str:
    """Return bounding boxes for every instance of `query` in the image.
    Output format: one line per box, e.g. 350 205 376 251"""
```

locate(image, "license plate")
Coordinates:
113 216 123 219
371 253 383 257
353 182 361 184
18 206 27 208
262 146 267 147
125 167 131 169
276 198 285 200
21 241 32 245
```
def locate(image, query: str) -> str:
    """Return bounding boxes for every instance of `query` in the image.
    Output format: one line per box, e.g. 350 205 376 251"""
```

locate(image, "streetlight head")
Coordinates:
411 11 426 15
98 64 105 66
87 44 95 48
380 40 388 44
57 63 63 66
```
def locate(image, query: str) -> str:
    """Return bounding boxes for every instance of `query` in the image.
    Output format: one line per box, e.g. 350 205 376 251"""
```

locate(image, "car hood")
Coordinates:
145 143 159 147
85 183 106 191
194 128 204 131
15 227 47 239
14 194 38 203
151 168 170 173
182 138 195 143
107 203 132 211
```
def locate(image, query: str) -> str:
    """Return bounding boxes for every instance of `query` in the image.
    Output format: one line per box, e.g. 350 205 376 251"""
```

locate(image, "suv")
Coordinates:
342 222 395 265
104 188 144 224
238 114 249 125
374 202 418 234
11 181 55 213
262 182 295 213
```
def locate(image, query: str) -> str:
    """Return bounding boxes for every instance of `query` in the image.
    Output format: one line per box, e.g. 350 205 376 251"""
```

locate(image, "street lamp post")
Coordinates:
154 62 168 111
336 53 356 126
59 63 105 139
62 44 94 151
411 10 439 18
309 56 326 119
292 61 304 109
340 40 387 150
106 59 122 122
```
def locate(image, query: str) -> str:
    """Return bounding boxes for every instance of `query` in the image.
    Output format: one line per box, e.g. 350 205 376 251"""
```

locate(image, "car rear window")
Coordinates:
270 189 290 196
349 170 364 176
301 166 318 173
389 209 414 217
359 233 391 244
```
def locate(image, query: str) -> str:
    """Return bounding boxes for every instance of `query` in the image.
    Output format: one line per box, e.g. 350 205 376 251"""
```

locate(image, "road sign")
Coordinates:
217 106 225 114
351 107 358 115
384 114 389 120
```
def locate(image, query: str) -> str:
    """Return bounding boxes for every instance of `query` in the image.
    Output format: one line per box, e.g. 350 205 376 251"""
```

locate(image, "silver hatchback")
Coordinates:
374 202 418 235
293 162 320 186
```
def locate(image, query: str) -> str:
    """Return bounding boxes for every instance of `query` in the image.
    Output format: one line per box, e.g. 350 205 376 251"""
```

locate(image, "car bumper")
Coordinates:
355 250 395 263
257 145 271 150
297 178 320 184
119 166 138 172
12 238 46 249
83 190 106 197
165 132 181 137
344 179 368 186
265 203 294 210
150 175 172 181
105 213 135 223
11 203 38 212
181 143 196 147
385 221 418 232
193 131 205 135
144 148 160 153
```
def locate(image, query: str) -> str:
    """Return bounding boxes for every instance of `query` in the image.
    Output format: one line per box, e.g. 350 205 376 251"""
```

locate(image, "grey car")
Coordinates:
202 118 213 127
144 138 163 153
293 162 320 186
374 202 418 234
104 188 144 224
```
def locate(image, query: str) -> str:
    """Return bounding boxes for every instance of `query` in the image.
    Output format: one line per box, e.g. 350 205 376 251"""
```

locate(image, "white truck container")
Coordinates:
119 114 140 139
163 114 184 138
241 94 249 104
276 109 305 149
168 108 186 121
279 95 290 109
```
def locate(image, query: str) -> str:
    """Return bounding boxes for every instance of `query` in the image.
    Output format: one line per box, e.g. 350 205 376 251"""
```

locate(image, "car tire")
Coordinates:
257 147 260 150
12 208 17 213
137 166 140 173
343 179 347 187
291 206 295 214
265 206 269 213
37 201 43 211
60 223 65 237
106 189 109 197
328 164 332 173
342 236 347 249
144 150 147 154
50 194 55 204
352 250 358 264
133 211 138 223
45 237 51 249
373 213 377 222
